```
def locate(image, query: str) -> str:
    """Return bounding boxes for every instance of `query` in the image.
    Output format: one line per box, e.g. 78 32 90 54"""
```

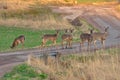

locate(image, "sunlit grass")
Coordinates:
0 25 58 52
0 6 72 30
77 0 115 3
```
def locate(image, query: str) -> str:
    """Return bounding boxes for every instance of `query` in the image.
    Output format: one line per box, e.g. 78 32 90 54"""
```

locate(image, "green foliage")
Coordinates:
14 64 37 78
38 73 48 79
2 64 48 80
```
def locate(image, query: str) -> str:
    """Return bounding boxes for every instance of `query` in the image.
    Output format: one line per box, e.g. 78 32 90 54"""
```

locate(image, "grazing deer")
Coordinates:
91 27 109 49
11 35 25 49
61 29 74 49
41 30 59 47
80 30 93 50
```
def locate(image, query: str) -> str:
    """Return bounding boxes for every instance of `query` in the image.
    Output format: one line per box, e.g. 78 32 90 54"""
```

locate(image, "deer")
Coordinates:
11 35 25 49
41 30 59 47
61 29 74 49
80 30 93 51
91 27 109 49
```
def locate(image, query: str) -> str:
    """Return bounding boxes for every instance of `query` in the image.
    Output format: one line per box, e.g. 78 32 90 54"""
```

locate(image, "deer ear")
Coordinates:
72 28 74 31
105 26 109 31
70 28 74 33
64 29 68 33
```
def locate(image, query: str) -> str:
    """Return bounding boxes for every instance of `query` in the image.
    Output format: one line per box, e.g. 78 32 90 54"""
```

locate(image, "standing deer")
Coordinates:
91 27 109 49
41 30 59 47
11 35 25 49
80 30 93 50
61 29 74 49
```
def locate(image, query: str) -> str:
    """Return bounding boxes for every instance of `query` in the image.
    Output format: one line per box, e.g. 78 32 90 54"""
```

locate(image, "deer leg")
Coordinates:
68 41 70 48
66 42 68 49
80 42 84 50
87 42 90 51
53 40 56 46
69 41 71 49
80 42 81 50
42 41 46 48
41 40 44 47
101 40 105 49
81 42 84 51
70 41 72 49
22 43 24 49
93 40 97 50
61 41 64 49
54 40 58 49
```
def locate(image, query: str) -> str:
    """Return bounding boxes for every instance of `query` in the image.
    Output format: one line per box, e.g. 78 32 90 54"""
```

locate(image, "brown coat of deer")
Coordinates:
91 27 109 49
61 29 74 49
80 30 93 50
11 35 25 49
41 30 59 47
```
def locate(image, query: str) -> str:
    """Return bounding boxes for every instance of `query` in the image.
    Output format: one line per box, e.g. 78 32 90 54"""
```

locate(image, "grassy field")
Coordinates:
1 48 120 80
0 16 95 52
0 25 64 52
0 0 114 52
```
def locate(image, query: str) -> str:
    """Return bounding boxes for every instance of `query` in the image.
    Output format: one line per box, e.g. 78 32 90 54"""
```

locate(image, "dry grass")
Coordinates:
0 18 72 30
28 48 120 80
0 0 75 30
0 0 117 30
0 0 34 11
0 0 76 11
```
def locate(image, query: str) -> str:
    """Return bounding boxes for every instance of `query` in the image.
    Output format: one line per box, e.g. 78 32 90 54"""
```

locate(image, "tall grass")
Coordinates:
0 5 72 30
1 48 120 80
28 48 120 80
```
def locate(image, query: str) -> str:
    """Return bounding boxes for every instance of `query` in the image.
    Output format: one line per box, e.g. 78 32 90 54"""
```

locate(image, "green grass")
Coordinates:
0 25 79 52
1 64 48 80
0 17 96 52
0 25 60 52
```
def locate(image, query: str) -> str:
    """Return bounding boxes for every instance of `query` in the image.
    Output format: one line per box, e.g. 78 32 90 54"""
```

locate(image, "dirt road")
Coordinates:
0 5 120 77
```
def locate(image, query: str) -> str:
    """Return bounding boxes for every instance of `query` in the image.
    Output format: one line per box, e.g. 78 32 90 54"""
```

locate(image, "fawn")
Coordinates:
41 30 59 47
80 30 93 50
11 35 25 49
91 27 109 49
61 29 74 49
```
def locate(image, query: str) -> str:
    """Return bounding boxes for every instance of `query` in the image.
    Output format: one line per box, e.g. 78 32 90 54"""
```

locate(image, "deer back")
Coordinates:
80 33 93 42
91 27 109 40
42 30 59 41
62 29 74 41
